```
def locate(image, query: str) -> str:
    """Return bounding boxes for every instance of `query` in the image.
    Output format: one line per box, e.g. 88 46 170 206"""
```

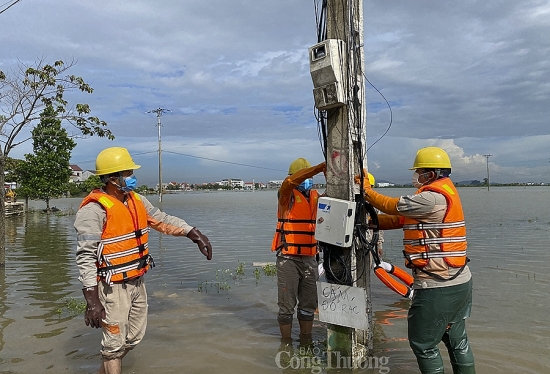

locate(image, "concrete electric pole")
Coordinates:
321 0 371 365
484 154 492 191
147 108 170 202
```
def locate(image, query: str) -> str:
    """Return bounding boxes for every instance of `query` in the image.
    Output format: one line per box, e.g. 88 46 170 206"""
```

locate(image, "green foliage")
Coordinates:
0 58 114 258
67 182 83 197
254 267 262 281
235 261 246 278
17 105 76 209
192 183 233 190
135 185 155 195
0 59 113 156
263 263 277 276
81 175 103 192
65 175 105 198
166 183 179 190
3 157 24 183
54 297 86 316
197 261 278 292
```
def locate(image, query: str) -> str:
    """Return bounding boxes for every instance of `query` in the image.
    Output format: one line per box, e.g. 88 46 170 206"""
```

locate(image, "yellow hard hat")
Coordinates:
288 158 311 175
95 147 141 176
368 172 375 186
410 147 452 170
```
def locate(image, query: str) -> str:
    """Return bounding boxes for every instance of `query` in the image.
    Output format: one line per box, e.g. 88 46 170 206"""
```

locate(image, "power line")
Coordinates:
163 150 286 172
0 0 21 15
72 150 286 173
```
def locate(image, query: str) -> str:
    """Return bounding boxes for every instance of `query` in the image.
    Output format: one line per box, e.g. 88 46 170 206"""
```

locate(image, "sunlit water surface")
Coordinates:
0 187 548 373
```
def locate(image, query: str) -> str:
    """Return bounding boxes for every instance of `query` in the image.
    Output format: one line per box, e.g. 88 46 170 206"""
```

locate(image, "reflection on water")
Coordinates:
0 188 549 373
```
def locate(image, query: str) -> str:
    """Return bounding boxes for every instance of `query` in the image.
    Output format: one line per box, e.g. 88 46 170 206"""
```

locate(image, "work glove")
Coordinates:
355 170 400 215
187 227 213 260
319 162 327 176
354 169 372 191
82 286 105 329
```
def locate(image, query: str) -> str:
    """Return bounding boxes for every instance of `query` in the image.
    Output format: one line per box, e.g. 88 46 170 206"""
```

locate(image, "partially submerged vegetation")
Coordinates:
54 297 86 316
198 261 277 293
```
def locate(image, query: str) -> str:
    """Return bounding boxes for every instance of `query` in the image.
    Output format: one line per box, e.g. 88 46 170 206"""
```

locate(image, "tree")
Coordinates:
81 174 103 193
18 105 76 210
4 156 24 184
13 159 32 206
0 59 114 267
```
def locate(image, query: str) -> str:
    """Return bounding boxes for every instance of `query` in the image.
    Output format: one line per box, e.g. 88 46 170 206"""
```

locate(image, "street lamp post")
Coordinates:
146 108 170 202
484 154 492 191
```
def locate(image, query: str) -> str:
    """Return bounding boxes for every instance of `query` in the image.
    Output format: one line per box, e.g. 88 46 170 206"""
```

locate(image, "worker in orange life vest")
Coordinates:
271 158 325 342
358 147 475 374
74 147 212 374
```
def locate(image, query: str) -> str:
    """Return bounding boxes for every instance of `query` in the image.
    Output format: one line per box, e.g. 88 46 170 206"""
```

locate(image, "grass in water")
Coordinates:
197 261 277 293
54 297 86 316
263 263 277 276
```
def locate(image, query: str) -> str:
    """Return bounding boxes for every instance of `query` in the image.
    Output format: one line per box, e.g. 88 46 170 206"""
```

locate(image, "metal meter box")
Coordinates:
309 39 346 110
315 197 356 247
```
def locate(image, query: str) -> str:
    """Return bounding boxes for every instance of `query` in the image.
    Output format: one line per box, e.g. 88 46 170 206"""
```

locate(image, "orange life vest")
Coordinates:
402 178 467 269
271 189 319 256
80 190 153 284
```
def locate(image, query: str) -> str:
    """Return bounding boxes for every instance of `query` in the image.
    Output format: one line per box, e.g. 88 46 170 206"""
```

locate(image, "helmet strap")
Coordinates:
104 173 127 194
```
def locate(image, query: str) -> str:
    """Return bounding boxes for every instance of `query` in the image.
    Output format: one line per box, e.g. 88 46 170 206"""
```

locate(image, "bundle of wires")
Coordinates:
315 0 378 285
322 197 380 285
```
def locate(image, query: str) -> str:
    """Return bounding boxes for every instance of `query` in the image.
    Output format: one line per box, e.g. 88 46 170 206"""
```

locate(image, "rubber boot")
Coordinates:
442 320 476 374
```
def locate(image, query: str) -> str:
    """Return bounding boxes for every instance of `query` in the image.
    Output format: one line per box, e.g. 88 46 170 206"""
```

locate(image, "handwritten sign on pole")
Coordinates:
316 281 368 330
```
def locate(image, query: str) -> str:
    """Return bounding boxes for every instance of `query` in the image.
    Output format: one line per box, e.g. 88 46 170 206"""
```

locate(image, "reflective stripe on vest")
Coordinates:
271 189 318 256
80 190 153 284
100 227 150 245
402 178 467 269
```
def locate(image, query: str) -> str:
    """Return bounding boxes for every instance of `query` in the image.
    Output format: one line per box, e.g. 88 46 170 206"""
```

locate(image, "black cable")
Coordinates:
365 73 393 152
0 0 21 15
351 196 380 282
73 150 288 173
158 150 287 172
314 0 328 43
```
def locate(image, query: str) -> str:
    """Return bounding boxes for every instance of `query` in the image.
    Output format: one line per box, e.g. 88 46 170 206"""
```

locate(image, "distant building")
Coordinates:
377 182 394 187
217 178 244 188
69 164 84 183
167 181 180 189
268 180 283 189
82 170 95 181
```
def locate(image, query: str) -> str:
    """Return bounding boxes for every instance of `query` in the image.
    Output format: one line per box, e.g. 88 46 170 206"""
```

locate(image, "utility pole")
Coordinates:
484 154 492 191
323 0 370 365
146 108 170 202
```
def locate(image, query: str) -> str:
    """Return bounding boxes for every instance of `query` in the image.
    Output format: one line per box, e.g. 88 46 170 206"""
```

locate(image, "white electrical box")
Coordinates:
309 39 346 110
315 197 356 247
312 83 345 111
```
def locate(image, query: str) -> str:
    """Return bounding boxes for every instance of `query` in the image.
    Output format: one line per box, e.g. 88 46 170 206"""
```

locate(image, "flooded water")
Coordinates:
0 187 549 373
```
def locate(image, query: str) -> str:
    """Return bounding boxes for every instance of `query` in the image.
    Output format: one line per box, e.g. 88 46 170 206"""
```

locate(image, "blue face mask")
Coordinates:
298 178 313 191
122 175 137 192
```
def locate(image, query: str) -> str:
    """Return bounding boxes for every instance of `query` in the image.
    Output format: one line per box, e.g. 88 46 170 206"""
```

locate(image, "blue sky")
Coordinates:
1 0 549 185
